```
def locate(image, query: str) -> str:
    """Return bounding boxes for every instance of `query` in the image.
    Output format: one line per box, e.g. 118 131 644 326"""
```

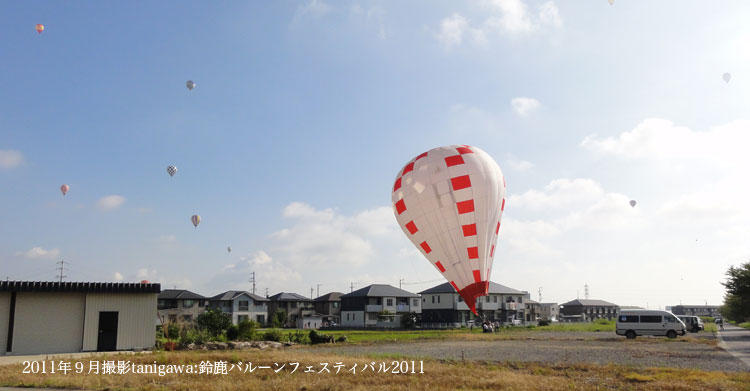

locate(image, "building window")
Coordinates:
183 300 195 308
432 296 435 304
437 296 440 304
239 301 249 311
387 298 393 306
493 296 498 303
413 299 419 306
458 296 463 302
333 302 339 308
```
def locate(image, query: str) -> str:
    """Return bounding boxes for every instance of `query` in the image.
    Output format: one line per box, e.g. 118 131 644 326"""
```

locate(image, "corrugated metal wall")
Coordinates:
0 292 9 354
13 293 85 354
82 293 157 351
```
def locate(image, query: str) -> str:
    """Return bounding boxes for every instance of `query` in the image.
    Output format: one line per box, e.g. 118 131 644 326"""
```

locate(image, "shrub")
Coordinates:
166 323 180 340
164 341 177 351
226 324 239 340
271 310 287 328
288 330 309 344
238 320 259 341
196 309 232 337
309 329 333 344
538 319 551 326
262 329 283 342
336 335 348 343
180 329 209 346
594 318 612 325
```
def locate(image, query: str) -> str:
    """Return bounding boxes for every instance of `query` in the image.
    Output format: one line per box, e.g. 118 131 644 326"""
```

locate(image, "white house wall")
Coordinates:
0 292 9 354
13 292 85 354
341 311 364 327
83 293 156 351
421 293 454 310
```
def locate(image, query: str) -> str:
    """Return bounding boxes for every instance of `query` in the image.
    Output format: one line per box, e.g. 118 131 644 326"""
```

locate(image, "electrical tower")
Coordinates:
248 272 256 295
584 284 589 300
55 260 68 282
538 287 543 303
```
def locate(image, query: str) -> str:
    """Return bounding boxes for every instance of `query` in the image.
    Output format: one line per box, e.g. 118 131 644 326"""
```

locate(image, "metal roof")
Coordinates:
267 292 311 301
158 289 207 300
0 280 160 293
342 284 419 298
418 281 525 295
209 290 269 302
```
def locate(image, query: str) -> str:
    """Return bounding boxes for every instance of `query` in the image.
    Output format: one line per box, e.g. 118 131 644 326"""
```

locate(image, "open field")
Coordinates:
2 349 750 391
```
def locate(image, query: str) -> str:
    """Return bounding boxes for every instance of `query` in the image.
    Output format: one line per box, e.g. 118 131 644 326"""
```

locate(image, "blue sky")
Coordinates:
2 1 750 307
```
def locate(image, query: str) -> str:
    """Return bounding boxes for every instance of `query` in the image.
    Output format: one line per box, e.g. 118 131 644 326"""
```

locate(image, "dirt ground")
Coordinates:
301 331 749 372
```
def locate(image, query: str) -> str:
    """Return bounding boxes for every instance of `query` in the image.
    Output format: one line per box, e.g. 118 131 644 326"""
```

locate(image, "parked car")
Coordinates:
677 315 704 333
616 309 686 339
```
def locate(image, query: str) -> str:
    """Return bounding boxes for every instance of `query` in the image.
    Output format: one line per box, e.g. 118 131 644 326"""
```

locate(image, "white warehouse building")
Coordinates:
1 281 159 355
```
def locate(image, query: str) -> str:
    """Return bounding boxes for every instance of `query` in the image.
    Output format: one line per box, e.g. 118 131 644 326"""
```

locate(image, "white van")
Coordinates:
616 310 686 339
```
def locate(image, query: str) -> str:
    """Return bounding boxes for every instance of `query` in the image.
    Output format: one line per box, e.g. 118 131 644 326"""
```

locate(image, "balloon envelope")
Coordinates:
723 73 731 83
186 80 195 90
167 165 178 177
191 214 200 228
60 184 69 196
608 0 614 4
392 145 505 315
35 24 44 34
630 200 636 207
140 280 150 284
227 246 232 253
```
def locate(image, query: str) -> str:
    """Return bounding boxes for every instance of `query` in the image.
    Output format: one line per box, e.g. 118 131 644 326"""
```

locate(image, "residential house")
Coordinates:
340 284 421 328
419 281 528 327
313 292 343 326
157 289 208 324
209 291 269 325
670 305 720 317
524 298 541 323
267 292 314 326
538 303 559 321
559 299 619 322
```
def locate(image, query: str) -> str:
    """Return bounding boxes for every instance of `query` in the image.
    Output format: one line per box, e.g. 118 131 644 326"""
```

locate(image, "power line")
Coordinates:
55 260 68 282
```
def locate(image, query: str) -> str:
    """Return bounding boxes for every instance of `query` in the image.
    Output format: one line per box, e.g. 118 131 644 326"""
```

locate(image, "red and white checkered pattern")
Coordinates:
392 145 505 314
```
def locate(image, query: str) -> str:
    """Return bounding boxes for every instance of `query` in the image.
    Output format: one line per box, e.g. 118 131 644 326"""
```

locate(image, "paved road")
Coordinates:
718 324 750 368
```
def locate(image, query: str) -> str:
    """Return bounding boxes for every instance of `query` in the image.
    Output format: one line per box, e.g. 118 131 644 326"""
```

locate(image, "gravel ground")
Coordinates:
300 331 749 372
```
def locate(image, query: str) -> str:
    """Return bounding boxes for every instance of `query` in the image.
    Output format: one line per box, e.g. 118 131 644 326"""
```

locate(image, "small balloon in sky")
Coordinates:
723 73 731 83
630 200 636 207
191 214 201 228
60 184 70 196
167 165 178 177
35 24 44 34
608 0 614 5
227 246 232 253
186 80 196 91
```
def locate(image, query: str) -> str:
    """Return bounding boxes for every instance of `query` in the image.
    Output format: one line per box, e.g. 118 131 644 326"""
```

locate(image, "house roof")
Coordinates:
560 299 619 307
209 290 269 302
342 284 419 298
314 292 343 302
671 305 719 309
268 292 311 301
418 281 525 295
159 289 206 300
0 280 160 293
525 299 539 304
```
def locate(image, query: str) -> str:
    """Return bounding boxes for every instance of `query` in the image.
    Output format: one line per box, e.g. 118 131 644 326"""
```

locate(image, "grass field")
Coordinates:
1 349 748 391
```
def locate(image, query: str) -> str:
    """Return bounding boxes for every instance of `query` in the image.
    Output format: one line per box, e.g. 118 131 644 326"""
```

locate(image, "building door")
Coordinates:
97 312 118 351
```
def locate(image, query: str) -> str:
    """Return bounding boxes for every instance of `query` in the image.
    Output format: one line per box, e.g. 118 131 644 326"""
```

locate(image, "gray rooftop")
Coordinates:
560 299 619 307
159 289 207 300
342 284 419 298
314 292 343 302
209 290 269 302
419 281 525 295
268 292 312 301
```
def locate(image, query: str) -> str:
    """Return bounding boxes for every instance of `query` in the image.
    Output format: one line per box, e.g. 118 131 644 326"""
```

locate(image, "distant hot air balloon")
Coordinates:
60 184 70 196
630 200 636 208
35 24 44 34
141 280 150 284
191 214 200 228
167 165 178 177
186 80 196 91
723 73 731 83
608 0 614 4
392 145 505 316
227 246 232 253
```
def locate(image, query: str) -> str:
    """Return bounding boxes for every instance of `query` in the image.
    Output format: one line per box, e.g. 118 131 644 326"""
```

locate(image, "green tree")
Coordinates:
721 261 750 322
271 309 287 328
196 308 232 337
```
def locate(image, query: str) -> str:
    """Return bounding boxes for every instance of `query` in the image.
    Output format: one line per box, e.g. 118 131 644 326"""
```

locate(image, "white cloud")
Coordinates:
243 250 272 265
435 14 486 49
113 272 124 281
351 4 387 40
15 247 60 260
293 0 331 24
0 149 24 169
511 97 540 116
509 178 606 212
97 195 125 210
538 1 562 28
507 156 534 171
484 0 534 34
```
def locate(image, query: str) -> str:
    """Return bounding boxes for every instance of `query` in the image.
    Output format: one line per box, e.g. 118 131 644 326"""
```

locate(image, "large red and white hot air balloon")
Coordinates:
392 145 505 315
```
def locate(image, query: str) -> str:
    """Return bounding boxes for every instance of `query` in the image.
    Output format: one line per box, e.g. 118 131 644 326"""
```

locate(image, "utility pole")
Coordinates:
538 287 543 303
55 260 67 282
310 287 314 299
350 282 355 293
248 272 256 295
316 284 321 298
399 278 404 290
584 284 589 300
265 288 269 298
